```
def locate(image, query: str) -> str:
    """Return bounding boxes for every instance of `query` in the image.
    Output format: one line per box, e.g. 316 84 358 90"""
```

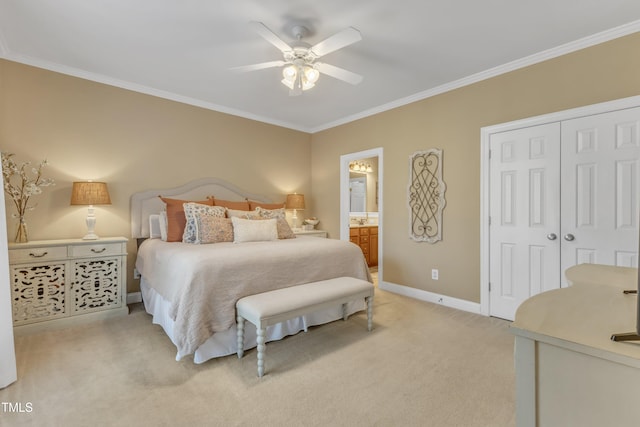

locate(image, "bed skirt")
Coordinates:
140 279 366 363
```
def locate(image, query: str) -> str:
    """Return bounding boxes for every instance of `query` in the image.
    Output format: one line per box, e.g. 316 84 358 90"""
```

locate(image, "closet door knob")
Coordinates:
564 234 575 241
546 233 557 241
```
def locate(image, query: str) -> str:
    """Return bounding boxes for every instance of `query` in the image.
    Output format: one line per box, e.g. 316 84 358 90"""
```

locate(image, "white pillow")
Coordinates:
231 217 278 243
149 214 162 239
159 211 168 241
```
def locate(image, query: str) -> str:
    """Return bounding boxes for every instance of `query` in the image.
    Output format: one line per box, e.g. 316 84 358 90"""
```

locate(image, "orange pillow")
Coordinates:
210 197 250 211
248 200 285 210
159 197 214 242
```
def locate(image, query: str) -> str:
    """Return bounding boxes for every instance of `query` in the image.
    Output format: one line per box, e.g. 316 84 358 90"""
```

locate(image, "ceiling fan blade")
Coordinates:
249 21 292 53
230 60 286 73
315 62 363 85
311 27 362 57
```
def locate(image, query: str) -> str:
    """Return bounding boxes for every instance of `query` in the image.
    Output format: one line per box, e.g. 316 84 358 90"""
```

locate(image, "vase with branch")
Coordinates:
1 152 55 243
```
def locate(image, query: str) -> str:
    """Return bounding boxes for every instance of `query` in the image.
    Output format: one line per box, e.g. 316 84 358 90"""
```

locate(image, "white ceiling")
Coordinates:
1 1 640 133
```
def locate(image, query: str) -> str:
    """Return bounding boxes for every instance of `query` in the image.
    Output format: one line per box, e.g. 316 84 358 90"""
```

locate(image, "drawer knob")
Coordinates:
29 251 48 258
91 247 107 253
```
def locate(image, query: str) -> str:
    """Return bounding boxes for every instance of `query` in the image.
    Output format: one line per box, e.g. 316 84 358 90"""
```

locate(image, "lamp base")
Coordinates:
83 205 99 240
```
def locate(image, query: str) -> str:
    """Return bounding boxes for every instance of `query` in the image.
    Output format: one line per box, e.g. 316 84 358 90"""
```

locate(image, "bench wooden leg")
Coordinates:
237 315 245 358
342 303 348 321
256 327 266 377
366 296 373 332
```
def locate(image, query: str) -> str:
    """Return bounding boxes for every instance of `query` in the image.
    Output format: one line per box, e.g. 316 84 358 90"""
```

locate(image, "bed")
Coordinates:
131 178 372 363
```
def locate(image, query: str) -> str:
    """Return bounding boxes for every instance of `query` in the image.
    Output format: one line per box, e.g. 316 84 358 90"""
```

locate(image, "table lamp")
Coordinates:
70 181 111 240
285 193 305 230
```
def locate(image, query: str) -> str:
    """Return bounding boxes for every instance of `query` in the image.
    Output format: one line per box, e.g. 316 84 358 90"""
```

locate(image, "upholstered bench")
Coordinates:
236 276 374 377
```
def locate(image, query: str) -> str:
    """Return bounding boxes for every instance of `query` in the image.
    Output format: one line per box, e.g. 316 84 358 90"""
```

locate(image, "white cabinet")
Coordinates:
8 237 128 332
512 264 640 427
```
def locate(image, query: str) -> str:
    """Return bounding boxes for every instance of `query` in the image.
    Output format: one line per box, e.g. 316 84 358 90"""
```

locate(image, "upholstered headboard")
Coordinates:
130 177 272 239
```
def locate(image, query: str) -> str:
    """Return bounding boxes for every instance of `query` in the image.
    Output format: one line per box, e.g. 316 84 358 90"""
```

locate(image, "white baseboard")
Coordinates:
379 280 482 315
127 292 142 304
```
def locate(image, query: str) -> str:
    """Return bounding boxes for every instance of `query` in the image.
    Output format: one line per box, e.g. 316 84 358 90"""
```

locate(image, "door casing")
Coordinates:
340 148 383 279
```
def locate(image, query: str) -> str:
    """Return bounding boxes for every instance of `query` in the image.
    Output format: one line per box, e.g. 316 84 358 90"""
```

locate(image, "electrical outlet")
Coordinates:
432 269 439 280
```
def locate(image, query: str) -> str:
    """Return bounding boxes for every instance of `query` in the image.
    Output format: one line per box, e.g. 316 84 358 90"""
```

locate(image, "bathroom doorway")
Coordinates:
340 148 383 284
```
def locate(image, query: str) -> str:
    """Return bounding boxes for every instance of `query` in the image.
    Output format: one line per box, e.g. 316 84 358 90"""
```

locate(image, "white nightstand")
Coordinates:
8 237 128 333
293 229 328 238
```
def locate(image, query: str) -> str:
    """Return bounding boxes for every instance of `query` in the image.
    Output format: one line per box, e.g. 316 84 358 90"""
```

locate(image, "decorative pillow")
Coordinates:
194 216 234 244
159 197 214 242
256 206 286 219
254 207 294 239
231 217 278 243
182 203 226 243
249 200 285 210
210 197 251 211
226 208 260 219
274 217 296 239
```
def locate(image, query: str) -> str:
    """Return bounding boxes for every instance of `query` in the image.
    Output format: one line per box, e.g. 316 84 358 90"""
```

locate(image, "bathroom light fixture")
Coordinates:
350 162 371 173
70 181 111 240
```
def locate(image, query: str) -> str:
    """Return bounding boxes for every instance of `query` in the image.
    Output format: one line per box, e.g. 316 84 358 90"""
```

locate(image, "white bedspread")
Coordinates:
135 237 371 359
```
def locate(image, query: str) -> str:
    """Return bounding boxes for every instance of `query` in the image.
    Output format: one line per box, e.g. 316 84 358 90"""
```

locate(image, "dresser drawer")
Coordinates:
70 242 124 258
9 246 68 263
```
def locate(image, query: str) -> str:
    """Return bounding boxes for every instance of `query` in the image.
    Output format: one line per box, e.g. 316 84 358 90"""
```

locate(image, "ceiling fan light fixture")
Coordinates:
239 22 363 95
281 63 318 93
282 65 297 80
281 78 294 90
304 66 319 84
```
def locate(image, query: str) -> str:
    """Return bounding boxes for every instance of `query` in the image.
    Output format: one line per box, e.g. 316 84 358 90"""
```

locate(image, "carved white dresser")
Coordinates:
8 237 128 333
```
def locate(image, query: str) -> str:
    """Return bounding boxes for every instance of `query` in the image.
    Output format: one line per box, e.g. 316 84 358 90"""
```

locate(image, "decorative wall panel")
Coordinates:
408 149 446 243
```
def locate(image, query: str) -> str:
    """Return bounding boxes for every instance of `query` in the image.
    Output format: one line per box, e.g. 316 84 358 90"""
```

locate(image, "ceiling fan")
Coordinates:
232 21 363 96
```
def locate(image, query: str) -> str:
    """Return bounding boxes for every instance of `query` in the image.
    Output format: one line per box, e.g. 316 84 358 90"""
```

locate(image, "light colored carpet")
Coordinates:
0 281 515 427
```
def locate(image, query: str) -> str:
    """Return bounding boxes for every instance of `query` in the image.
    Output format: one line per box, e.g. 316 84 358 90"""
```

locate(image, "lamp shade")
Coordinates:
70 182 111 205
285 193 305 210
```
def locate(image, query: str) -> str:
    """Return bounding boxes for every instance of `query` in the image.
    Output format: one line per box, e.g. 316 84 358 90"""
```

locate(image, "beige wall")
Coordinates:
2 32 640 303
311 32 640 303
0 60 311 292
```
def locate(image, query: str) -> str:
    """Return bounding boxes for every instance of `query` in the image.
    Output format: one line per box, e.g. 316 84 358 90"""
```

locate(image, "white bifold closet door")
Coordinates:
489 106 640 321
489 123 561 321
560 107 640 282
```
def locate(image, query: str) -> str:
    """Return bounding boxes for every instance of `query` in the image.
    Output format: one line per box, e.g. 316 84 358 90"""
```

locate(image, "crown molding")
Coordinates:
310 20 640 133
0 52 312 133
2 19 639 135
